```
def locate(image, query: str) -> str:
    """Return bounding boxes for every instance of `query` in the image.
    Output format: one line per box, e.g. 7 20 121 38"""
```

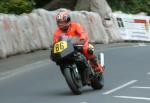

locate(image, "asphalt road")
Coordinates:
0 43 150 103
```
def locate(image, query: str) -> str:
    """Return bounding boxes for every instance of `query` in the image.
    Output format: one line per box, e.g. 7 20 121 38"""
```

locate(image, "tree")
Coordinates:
0 0 33 14
107 0 150 15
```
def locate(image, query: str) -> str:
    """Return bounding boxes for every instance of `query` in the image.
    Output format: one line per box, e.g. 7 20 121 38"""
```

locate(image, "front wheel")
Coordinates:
91 73 104 90
63 67 82 95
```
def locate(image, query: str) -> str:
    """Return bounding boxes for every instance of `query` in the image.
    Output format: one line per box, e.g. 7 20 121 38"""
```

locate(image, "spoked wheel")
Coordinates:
63 67 82 95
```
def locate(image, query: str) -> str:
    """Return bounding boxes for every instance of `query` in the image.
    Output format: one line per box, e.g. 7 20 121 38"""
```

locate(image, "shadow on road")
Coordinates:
48 87 101 97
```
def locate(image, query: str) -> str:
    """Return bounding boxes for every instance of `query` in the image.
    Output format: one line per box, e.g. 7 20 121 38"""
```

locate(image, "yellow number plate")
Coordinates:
54 41 68 53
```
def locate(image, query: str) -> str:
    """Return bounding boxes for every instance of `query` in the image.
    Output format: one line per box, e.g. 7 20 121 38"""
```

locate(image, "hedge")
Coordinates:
0 0 33 14
107 0 150 15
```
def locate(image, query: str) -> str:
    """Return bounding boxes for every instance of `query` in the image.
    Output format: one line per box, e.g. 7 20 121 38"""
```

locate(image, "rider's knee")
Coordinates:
88 44 94 55
88 47 94 54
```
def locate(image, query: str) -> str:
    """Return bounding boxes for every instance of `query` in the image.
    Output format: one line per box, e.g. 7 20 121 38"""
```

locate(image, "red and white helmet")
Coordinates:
56 10 71 32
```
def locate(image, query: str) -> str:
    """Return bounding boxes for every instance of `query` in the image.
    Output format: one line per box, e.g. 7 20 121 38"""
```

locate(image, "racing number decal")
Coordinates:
54 41 67 53
55 42 64 52
60 42 65 50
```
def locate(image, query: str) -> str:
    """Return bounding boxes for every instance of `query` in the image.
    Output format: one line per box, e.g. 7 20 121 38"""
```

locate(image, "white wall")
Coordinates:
0 9 123 58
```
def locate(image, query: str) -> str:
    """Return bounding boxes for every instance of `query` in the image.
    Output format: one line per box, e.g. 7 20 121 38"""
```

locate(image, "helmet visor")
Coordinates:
57 21 67 27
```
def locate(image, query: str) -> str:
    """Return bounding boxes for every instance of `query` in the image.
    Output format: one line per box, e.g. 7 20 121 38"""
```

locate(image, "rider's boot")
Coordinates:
90 57 104 74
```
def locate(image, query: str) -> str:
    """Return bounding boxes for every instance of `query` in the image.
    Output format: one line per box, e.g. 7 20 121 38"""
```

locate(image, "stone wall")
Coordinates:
0 9 123 58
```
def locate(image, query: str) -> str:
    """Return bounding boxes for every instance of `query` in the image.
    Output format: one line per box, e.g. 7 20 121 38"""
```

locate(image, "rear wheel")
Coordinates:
91 73 104 90
63 67 82 95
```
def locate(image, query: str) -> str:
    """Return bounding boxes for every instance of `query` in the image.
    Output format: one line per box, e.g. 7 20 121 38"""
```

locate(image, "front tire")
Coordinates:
63 67 82 95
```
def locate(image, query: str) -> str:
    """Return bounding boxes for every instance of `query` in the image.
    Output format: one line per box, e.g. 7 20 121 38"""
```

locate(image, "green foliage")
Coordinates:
107 0 150 15
0 0 33 14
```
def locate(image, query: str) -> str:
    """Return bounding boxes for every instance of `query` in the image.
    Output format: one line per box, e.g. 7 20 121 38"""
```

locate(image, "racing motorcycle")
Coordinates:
50 35 105 95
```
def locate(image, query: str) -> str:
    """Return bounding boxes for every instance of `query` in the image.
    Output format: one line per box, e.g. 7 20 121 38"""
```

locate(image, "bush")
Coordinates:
0 0 33 14
107 0 150 15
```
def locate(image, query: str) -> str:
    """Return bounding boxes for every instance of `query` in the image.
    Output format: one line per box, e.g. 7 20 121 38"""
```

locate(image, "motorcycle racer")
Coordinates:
52 10 104 74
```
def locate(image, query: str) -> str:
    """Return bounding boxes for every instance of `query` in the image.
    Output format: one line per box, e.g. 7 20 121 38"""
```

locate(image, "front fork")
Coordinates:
60 64 80 79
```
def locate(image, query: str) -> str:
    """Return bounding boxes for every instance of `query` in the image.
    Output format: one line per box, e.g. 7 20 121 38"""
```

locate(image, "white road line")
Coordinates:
103 80 138 95
0 59 50 82
131 86 150 89
138 43 147 47
95 44 148 53
147 72 150 75
114 96 150 101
